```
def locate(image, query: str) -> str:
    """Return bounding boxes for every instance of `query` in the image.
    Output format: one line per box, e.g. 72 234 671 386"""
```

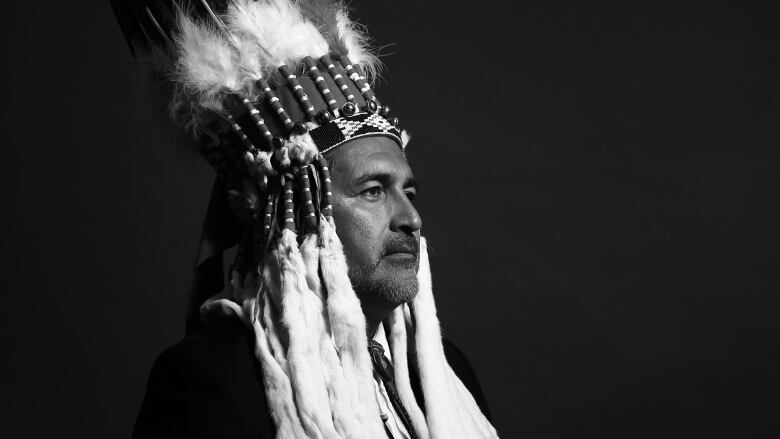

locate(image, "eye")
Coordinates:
361 186 384 200
405 189 416 202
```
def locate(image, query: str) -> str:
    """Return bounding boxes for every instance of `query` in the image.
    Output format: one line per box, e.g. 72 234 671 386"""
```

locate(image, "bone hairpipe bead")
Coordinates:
322 54 355 103
316 156 333 219
351 63 377 103
338 55 376 104
256 78 294 131
282 177 296 232
257 193 275 252
240 97 274 148
304 57 340 116
278 65 316 120
224 113 256 153
296 166 318 232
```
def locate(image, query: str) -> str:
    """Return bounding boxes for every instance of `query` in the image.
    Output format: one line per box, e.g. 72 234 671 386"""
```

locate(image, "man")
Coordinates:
113 1 499 437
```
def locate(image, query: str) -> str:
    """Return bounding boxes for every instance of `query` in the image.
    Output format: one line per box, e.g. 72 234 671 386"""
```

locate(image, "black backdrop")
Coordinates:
3 1 779 438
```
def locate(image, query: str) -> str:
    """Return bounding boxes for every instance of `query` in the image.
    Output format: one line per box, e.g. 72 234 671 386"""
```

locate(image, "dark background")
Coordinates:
2 1 779 437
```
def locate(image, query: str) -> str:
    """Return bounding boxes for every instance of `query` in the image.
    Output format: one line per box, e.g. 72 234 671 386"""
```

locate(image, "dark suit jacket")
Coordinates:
134 319 491 438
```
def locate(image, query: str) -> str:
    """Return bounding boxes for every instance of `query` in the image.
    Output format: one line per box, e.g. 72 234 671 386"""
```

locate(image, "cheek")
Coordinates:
333 202 386 265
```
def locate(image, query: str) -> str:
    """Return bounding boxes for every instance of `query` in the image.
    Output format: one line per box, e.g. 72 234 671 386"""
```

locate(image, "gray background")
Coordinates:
3 1 779 437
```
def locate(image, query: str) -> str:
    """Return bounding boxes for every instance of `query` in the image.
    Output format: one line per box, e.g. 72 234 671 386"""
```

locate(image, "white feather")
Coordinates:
174 12 240 112
401 129 412 149
228 0 329 72
334 9 381 80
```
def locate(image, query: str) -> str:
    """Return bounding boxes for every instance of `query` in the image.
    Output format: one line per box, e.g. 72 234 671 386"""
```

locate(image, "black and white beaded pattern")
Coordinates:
335 113 395 138
311 112 402 154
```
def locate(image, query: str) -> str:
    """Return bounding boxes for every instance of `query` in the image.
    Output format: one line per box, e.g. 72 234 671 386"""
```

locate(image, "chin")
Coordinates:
380 276 419 306
350 269 419 306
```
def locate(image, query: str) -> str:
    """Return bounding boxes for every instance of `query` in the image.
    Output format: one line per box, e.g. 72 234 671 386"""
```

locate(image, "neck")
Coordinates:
360 294 399 340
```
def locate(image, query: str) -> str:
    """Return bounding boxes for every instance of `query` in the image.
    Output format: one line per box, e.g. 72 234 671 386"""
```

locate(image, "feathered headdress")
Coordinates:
113 1 499 437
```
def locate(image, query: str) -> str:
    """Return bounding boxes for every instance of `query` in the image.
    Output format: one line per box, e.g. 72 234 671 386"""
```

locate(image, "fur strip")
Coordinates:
277 228 340 439
302 234 363 438
248 297 310 439
262 256 290 371
318 217 387 437
200 280 308 438
385 307 431 439
263 290 290 373
300 233 324 299
412 237 499 438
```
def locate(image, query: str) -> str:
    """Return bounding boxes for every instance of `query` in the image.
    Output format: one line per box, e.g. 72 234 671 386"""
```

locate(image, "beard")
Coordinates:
347 234 420 306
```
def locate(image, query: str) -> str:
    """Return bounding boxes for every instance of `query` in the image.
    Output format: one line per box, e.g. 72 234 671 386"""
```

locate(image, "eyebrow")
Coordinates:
351 171 420 191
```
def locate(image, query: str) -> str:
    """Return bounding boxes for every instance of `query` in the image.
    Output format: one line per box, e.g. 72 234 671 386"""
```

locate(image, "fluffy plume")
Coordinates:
169 0 383 131
299 0 381 81
286 131 319 163
401 129 412 149
228 0 329 72
173 11 242 125
334 9 380 79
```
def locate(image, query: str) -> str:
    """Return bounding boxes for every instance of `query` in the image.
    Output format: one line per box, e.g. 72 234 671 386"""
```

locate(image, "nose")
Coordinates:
390 191 422 234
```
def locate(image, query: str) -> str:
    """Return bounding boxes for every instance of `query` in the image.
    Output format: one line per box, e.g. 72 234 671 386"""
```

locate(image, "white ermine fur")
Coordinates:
201 276 307 438
276 228 339 438
301 234 363 438
385 307 431 439
286 131 319 164
411 238 499 438
201 232 500 438
318 217 387 437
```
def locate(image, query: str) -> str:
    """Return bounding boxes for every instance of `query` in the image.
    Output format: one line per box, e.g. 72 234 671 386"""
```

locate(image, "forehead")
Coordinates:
325 136 412 183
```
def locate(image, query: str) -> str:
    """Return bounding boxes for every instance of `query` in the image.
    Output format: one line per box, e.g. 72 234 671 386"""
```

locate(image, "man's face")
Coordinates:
326 136 422 308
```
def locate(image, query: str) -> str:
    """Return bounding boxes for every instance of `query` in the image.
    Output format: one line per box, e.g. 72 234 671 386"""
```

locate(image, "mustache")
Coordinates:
383 235 419 256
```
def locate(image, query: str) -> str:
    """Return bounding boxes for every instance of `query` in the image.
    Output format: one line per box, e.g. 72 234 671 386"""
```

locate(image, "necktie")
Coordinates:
368 339 418 439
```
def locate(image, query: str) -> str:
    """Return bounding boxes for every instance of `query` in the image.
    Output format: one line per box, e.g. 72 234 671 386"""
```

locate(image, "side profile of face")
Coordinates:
326 136 422 318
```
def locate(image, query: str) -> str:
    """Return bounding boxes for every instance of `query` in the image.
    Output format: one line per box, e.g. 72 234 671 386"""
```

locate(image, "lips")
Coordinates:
383 236 419 257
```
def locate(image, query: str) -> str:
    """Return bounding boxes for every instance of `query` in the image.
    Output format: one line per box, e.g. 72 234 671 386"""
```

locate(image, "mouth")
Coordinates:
383 252 417 260
382 245 419 269
383 244 418 258
380 236 419 268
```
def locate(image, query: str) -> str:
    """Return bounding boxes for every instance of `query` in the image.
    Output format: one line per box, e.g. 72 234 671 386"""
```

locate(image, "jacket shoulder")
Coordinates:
133 319 274 439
